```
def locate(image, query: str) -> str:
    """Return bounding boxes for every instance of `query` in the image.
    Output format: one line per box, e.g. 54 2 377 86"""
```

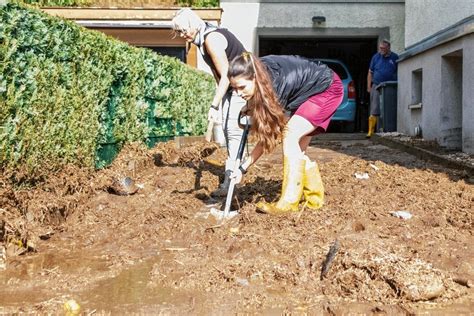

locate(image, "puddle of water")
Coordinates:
77 257 200 314
0 251 202 313
2 252 109 279
0 251 110 308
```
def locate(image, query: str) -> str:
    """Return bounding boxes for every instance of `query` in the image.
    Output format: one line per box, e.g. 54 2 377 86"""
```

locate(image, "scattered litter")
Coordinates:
165 247 187 252
39 231 54 240
136 183 145 189
194 211 211 220
320 239 340 280
391 210 413 220
204 203 220 209
369 163 379 171
63 299 81 315
0 245 6 270
210 207 239 220
235 277 249 287
108 176 139 196
354 172 369 180
229 227 239 234
378 132 403 137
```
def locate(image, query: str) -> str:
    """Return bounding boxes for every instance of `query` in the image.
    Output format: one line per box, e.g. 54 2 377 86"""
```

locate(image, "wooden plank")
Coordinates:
41 7 222 21
187 43 197 67
91 28 184 46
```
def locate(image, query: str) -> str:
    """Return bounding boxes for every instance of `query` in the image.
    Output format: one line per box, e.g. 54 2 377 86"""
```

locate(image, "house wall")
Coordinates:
405 0 474 47
398 34 474 153
197 2 261 73
399 1 474 153
220 0 405 54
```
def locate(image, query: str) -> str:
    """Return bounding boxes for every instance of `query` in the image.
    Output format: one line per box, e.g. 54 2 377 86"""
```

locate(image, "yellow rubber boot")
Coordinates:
303 157 324 210
257 156 305 215
366 115 377 138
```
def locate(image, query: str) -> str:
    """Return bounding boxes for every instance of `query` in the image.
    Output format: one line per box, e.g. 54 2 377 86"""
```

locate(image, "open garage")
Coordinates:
259 36 378 132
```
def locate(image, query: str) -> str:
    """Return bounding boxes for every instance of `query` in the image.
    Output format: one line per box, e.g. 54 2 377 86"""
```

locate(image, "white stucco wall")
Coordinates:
398 34 474 153
220 2 260 52
461 34 474 154
197 4 261 75
405 0 474 47
257 2 405 52
221 1 405 54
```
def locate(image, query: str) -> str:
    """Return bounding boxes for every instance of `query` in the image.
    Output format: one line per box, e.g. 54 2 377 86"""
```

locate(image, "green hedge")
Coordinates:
176 0 219 7
10 0 219 8
15 0 93 7
0 3 214 177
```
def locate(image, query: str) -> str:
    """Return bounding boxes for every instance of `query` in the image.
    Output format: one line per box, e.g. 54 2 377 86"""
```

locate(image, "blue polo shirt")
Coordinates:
369 52 398 85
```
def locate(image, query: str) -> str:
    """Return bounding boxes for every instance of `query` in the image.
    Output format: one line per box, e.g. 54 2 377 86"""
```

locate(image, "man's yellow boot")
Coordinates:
303 156 324 210
366 115 377 138
257 156 305 215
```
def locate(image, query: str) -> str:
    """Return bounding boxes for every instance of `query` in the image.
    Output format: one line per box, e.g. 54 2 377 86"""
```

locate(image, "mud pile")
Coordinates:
0 139 472 313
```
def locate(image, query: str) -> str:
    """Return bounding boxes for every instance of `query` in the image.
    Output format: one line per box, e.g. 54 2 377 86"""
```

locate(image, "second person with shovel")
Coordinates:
172 8 247 197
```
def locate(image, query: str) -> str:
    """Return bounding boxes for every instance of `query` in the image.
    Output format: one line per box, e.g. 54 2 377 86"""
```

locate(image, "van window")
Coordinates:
324 62 348 80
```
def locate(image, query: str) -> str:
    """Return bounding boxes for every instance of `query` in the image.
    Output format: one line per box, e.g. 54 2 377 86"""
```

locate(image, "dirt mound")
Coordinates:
325 240 463 302
0 141 220 260
1 139 472 314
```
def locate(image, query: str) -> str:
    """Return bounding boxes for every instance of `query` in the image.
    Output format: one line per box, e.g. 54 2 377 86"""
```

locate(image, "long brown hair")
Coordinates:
228 52 286 153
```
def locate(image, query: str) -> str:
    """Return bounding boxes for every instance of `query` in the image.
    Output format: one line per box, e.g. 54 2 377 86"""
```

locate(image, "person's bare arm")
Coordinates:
205 32 231 107
367 71 372 93
241 141 264 170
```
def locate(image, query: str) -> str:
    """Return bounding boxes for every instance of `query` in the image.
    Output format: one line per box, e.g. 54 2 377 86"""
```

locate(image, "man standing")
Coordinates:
366 39 398 137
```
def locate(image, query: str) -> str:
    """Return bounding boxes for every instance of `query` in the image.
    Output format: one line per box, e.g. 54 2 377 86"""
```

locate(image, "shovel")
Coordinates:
210 113 250 221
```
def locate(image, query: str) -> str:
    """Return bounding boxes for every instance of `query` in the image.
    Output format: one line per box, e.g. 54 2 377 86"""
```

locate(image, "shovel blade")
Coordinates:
210 207 239 221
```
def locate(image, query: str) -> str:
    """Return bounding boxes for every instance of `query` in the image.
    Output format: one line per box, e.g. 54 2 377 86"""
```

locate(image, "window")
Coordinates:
409 68 422 109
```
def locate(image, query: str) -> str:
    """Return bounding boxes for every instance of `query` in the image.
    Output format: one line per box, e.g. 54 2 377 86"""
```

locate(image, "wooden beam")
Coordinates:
41 7 222 21
91 28 184 46
187 43 197 67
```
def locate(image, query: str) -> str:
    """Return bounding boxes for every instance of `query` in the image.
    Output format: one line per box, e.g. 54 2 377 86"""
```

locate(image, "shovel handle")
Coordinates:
205 120 214 142
222 121 250 219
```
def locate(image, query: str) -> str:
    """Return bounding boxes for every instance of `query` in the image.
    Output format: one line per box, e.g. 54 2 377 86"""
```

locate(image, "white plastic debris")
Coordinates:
378 132 403 137
391 210 413 220
210 207 239 220
194 211 211 219
0 245 6 270
235 277 249 287
354 172 370 180
369 163 379 171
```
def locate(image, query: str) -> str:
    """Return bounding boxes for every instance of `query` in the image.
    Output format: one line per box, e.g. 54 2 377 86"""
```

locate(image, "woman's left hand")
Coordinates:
230 166 244 184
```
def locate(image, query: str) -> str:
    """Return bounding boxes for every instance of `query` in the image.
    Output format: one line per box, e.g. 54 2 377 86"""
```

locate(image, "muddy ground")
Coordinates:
0 134 473 314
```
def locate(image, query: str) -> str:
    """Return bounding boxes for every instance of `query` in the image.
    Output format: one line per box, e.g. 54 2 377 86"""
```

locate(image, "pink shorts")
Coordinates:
294 73 344 135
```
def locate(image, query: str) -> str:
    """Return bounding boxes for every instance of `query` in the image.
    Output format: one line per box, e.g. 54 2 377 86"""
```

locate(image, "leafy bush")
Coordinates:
15 0 94 7
10 0 219 8
0 3 214 178
176 0 219 7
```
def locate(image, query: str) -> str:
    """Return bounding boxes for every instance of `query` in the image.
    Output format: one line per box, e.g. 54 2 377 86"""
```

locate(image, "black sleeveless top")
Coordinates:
261 55 334 113
202 28 246 80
